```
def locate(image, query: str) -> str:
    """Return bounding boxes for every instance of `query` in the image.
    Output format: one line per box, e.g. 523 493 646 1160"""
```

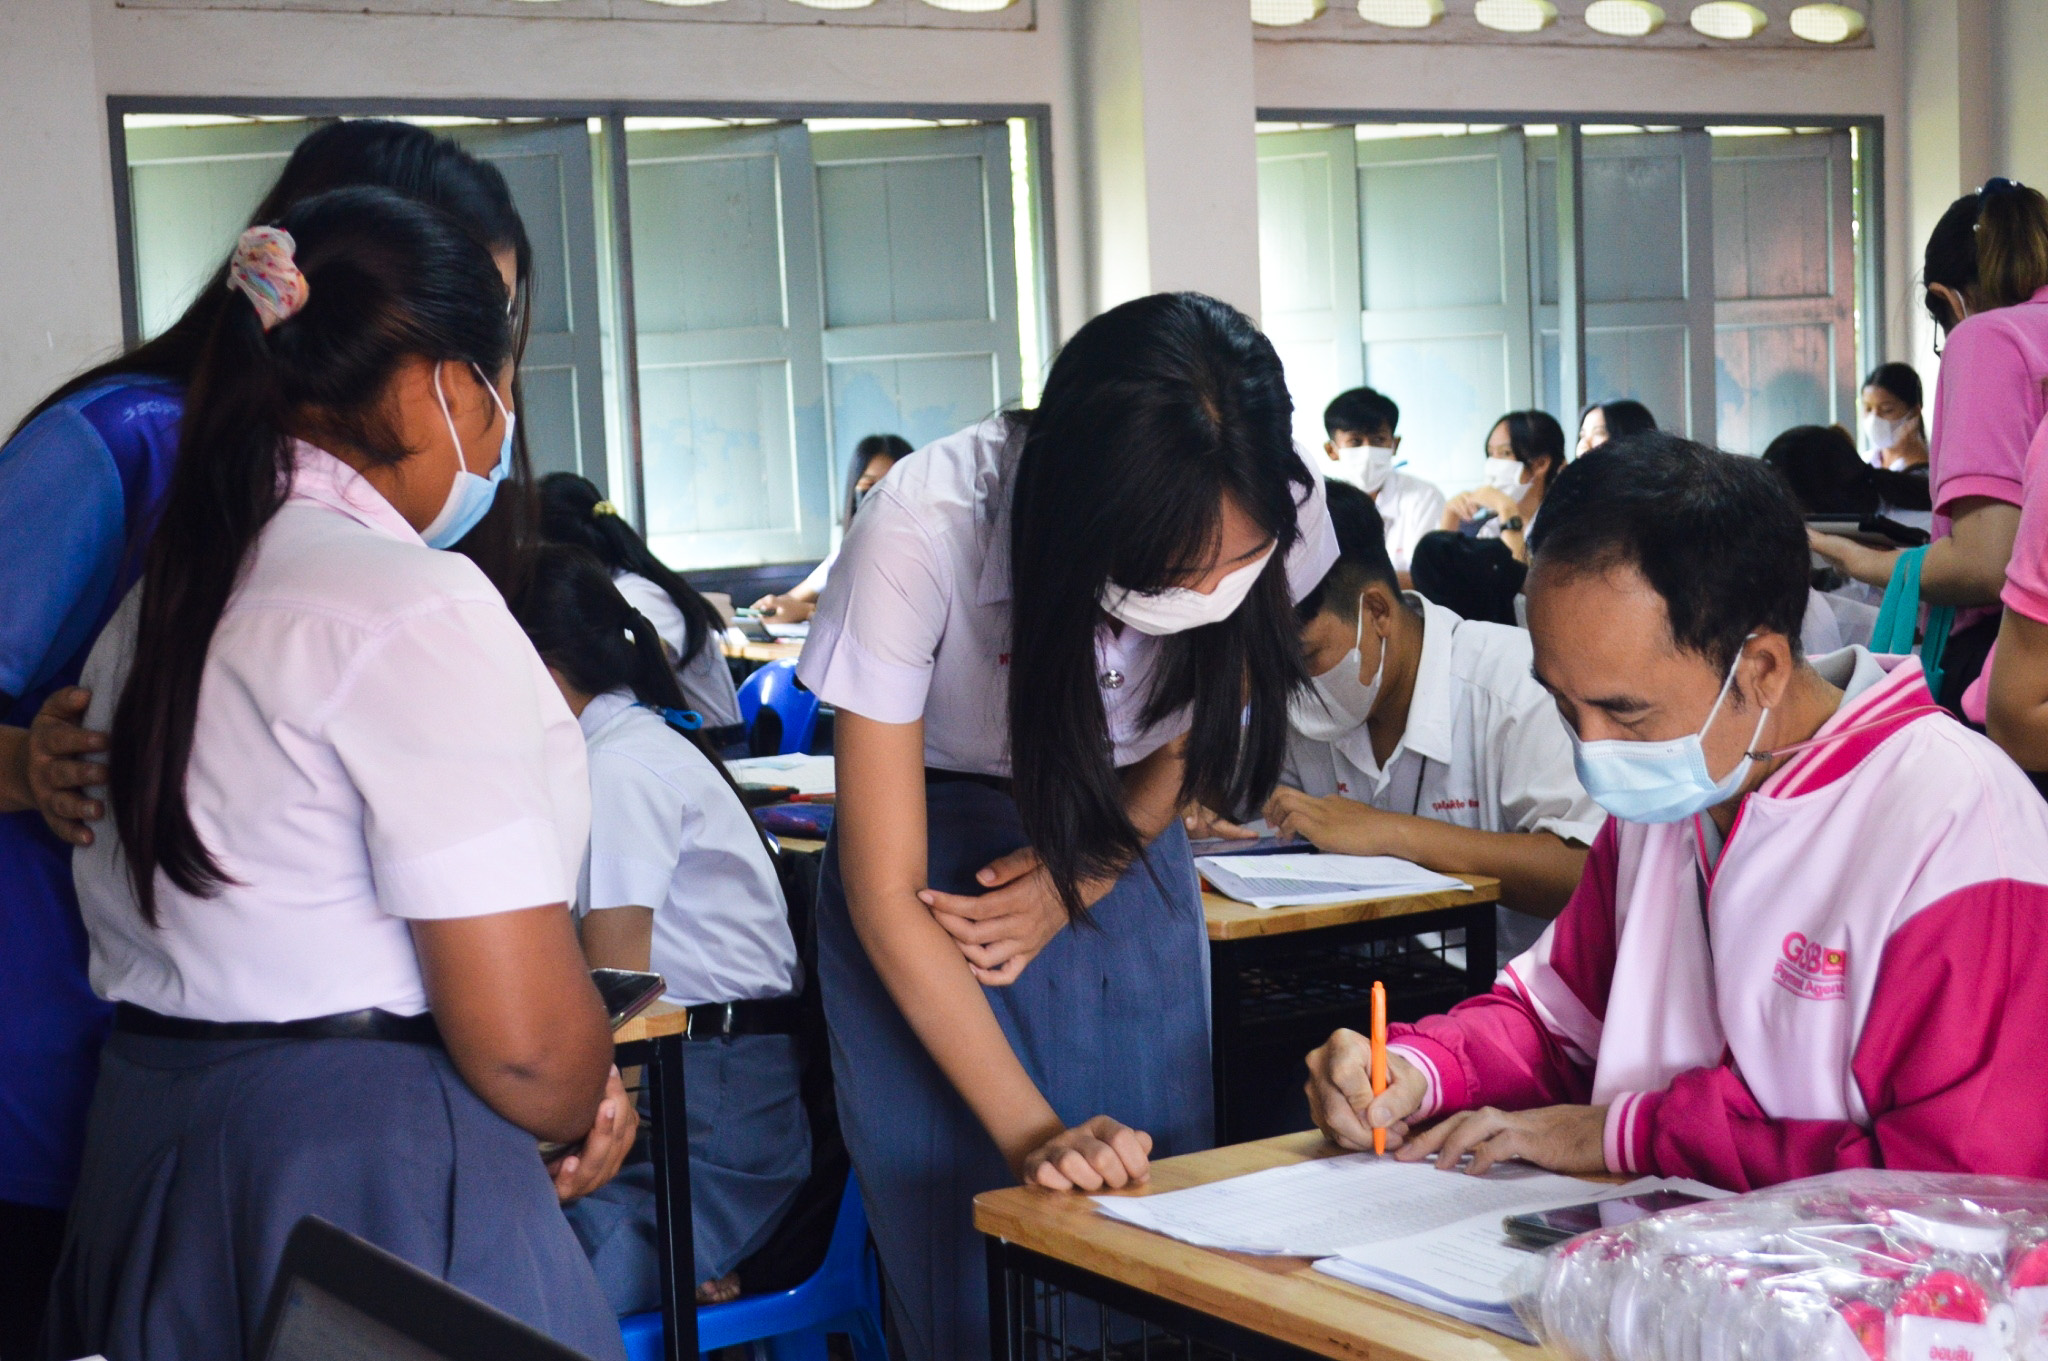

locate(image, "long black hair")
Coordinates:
1862 361 1923 411
1762 424 1931 515
109 187 514 922
1007 292 1313 916
1491 409 1567 486
512 545 739 781
15 119 538 594
1581 399 1657 446
842 433 911 527
539 472 724 669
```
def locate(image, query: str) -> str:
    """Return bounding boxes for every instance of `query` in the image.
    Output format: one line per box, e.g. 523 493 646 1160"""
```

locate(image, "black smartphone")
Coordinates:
1502 1190 1707 1249
591 968 665 1029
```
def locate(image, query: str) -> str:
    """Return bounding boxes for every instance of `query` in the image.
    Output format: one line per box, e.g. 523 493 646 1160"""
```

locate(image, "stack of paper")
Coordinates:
765 621 810 640
727 753 836 796
1196 853 1467 909
1093 1154 1723 1340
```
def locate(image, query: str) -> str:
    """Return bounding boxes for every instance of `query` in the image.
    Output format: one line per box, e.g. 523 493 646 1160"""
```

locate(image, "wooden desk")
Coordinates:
1204 877 1503 1145
612 1004 696 1361
976 1131 1551 1361
721 637 805 665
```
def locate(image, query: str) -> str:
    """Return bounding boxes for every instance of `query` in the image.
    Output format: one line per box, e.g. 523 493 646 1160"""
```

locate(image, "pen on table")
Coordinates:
1370 980 1388 1156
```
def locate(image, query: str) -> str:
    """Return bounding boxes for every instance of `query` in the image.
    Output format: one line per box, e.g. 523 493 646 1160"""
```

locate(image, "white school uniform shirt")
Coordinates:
73 443 588 1023
612 570 743 729
1373 469 1448 574
1281 594 1603 847
576 689 799 1006
797 417 1340 775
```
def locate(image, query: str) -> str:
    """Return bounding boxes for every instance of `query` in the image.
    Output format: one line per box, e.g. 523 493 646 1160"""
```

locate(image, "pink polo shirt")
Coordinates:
2003 416 2048 625
1928 284 2048 532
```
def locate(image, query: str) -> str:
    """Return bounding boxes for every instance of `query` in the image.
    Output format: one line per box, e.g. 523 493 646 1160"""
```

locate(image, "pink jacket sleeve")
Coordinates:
1387 822 1619 1118
1610 879 2048 1191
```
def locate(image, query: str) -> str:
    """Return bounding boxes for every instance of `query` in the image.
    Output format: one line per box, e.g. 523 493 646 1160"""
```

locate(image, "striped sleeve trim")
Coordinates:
1387 1038 1460 1121
1603 1090 1655 1174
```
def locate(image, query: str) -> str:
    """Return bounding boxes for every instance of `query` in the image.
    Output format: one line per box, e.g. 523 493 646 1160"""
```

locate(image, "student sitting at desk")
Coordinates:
1318 387 1443 573
514 546 810 1311
752 433 911 624
1305 435 2048 1191
1194 480 1600 959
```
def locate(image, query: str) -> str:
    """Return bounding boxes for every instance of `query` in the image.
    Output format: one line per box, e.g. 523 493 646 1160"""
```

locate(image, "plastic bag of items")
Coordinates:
1508 1170 2048 1361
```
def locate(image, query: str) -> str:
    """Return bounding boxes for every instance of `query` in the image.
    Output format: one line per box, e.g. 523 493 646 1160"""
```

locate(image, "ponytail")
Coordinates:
622 608 691 712
538 472 724 668
109 189 512 923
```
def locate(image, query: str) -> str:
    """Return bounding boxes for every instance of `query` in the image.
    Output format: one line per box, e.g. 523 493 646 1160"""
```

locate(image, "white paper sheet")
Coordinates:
727 753 836 796
1195 853 1468 909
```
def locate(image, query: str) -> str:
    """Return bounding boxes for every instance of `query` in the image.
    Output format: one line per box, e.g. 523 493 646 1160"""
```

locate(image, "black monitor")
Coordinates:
255 1216 597 1361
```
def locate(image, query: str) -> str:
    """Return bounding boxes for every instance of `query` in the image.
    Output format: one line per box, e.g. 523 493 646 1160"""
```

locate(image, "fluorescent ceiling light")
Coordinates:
1584 0 1664 35
635 0 729 6
1474 0 1556 30
1788 2 1865 41
788 0 875 8
1356 0 1444 27
1252 0 1326 22
920 0 1015 9
1689 1 1767 37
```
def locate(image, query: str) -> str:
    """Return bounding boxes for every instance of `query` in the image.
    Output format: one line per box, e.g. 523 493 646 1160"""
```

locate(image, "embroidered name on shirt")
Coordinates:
1431 798 1478 814
1773 931 1848 1001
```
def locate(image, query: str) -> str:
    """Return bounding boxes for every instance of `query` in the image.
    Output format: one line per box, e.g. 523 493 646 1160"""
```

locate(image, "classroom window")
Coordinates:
1257 118 1874 489
115 109 1048 573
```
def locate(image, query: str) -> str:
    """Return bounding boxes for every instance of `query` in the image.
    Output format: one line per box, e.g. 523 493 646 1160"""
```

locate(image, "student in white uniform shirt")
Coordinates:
540 471 744 745
515 546 808 1312
1198 480 1602 960
751 433 912 624
51 194 632 1361
1319 386 1444 574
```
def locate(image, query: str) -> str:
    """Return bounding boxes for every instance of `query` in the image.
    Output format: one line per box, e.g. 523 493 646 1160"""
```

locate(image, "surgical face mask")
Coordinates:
1567 643 1771 824
1861 410 1912 455
1482 456 1528 498
1331 443 1396 494
1100 544 1274 637
1289 602 1386 743
421 362 516 550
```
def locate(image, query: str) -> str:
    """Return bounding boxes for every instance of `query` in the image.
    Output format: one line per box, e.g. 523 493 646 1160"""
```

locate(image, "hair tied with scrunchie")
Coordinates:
225 226 310 332
592 500 620 518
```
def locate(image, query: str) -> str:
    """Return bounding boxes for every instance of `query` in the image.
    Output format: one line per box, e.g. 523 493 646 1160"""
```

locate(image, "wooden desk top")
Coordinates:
721 638 805 664
1203 875 1501 941
613 1000 689 1046
975 1131 1553 1361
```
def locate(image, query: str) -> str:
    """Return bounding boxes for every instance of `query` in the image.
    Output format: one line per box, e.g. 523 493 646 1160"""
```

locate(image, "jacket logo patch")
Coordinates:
1773 931 1848 1001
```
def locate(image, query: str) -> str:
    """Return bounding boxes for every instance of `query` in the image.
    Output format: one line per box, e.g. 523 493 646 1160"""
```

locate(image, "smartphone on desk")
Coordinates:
1502 1190 1708 1249
592 968 665 1029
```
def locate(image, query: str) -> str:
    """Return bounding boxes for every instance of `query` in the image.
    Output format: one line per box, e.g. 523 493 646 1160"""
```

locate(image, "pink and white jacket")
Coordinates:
1388 650 2048 1192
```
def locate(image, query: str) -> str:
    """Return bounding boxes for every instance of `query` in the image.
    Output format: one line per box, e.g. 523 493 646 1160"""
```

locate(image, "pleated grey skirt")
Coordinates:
44 1031 626 1361
817 779 1214 1361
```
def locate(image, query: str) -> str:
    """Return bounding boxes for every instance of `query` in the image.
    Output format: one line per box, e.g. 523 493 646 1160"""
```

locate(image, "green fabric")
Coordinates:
1872 545 1955 697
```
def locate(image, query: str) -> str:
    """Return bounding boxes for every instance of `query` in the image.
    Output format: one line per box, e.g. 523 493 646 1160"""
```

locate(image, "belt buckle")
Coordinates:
685 1004 737 1041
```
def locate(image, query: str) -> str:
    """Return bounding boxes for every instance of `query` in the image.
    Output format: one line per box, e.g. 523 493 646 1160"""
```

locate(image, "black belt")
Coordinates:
113 1002 442 1045
681 997 803 1041
924 767 1013 796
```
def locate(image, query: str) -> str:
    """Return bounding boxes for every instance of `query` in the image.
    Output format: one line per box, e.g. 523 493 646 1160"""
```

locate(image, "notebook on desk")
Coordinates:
1195 853 1468 909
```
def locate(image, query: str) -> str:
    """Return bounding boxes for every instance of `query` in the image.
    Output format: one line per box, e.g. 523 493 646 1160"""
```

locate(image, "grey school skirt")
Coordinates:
817 778 1215 1361
44 1031 626 1361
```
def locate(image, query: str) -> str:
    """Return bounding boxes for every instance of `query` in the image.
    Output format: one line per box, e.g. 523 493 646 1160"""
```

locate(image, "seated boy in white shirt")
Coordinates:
1320 386 1446 574
1195 480 1601 959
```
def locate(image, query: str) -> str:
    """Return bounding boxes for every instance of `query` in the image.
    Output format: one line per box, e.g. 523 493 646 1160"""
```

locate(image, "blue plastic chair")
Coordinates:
619 1180 885 1361
736 660 821 756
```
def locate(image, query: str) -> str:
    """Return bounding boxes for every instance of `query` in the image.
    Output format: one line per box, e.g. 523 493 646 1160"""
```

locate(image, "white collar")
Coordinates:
286 440 425 546
1332 592 1459 779
576 687 639 741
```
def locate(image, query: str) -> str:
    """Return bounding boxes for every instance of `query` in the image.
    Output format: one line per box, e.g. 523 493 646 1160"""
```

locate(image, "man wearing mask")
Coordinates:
1303 437 2048 1191
1321 387 1445 574
1191 480 1599 961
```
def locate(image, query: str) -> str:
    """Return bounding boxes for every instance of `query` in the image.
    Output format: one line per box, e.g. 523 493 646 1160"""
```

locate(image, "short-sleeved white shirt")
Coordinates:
576 689 799 1006
612 570 742 728
1282 594 1603 847
1373 469 1448 573
797 418 1340 777
74 444 589 1023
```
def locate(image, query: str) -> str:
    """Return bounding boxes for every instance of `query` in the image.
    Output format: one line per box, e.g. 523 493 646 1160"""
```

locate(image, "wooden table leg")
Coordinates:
646 1031 699 1361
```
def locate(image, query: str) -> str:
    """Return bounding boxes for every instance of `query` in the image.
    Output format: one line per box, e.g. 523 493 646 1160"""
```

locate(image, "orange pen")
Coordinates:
1370 980 1389 1155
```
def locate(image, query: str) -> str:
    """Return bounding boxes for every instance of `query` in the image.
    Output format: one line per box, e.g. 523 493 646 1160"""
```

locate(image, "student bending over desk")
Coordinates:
1191 479 1599 959
1307 435 2048 1192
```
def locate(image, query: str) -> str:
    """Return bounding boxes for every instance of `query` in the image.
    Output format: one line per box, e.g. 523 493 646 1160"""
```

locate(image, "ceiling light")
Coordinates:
1252 0 1326 22
1474 0 1556 29
635 0 728 7
920 0 1015 9
1356 0 1444 27
1788 2 1865 41
788 0 875 8
1584 0 1664 35
1689 1 1767 37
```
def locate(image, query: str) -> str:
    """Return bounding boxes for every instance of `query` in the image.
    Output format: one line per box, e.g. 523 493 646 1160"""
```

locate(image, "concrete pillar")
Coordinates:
1902 0 1996 366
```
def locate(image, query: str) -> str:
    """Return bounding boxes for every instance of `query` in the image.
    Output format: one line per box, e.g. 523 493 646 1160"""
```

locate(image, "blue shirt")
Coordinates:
0 377 181 1208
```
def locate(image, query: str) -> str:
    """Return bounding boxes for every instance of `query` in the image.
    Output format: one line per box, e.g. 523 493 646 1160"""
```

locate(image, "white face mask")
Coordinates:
1482 456 1528 497
1289 601 1386 743
1331 443 1397 495
1861 411 1912 456
1100 544 1274 637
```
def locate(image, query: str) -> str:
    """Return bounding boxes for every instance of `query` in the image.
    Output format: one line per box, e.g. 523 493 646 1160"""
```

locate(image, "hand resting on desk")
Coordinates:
1306 1028 1607 1176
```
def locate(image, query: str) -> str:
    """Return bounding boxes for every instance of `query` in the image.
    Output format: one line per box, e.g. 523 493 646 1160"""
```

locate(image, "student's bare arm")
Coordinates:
1988 610 2048 771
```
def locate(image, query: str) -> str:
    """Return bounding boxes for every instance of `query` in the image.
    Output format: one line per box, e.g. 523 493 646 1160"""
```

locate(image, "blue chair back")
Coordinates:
736 660 820 756
619 1180 884 1361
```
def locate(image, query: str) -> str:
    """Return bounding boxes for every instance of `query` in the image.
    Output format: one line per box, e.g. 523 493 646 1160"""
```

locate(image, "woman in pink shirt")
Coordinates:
1812 180 2048 710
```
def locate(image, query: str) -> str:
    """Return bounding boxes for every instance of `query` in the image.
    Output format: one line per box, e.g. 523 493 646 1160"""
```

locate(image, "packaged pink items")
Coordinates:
2008 1236 2048 1361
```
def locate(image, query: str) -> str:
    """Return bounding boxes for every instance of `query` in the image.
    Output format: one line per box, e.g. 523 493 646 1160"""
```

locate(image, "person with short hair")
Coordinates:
1575 398 1657 455
1193 481 1599 959
1304 435 2048 1191
1319 386 1445 572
